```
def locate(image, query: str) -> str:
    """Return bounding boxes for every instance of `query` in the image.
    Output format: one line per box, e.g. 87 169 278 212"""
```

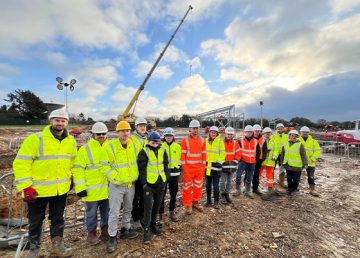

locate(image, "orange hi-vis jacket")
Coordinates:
224 140 241 162
239 137 258 164
181 135 207 170
254 136 264 159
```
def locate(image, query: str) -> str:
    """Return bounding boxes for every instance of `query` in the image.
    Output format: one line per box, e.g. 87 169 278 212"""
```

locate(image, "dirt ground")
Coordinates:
1 127 360 257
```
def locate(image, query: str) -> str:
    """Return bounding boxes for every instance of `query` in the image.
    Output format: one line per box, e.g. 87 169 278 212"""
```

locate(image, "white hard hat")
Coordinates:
289 130 299 135
135 117 147 126
276 123 285 129
253 124 262 131
91 122 108 134
49 109 69 120
263 127 272 133
163 127 175 136
189 119 200 128
300 126 310 132
209 126 219 132
244 125 253 132
225 127 235 134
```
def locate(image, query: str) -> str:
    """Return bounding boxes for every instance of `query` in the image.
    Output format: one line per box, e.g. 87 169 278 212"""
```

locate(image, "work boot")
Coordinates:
150 224 163 236
279 173 287 188
214 192 220 209
234 184 241 196
309 186 320 197
185 206 192 215
106 236 117 253
205 190 212 206
143 228 151 244
27 242 40 258
225 193 232 203
119 227 138 239
193 201 204 212
133 220 143 232
87 230 100 245
253 188 262 195
99 226 109 241
169 211 179 222
221 193 228 204
50 236 73 257
261 187 274 201
244 185 254 198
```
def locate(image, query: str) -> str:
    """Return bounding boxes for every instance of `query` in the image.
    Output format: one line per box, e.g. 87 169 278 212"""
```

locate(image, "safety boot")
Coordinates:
99 225 109 241
213 192 220 209
309 186 320 197
244 185 254 198
185 206 192 215
50 236 73 257
279 172 287 188
193 201 204 212
205 189 212 206
261 187 274 201
106 236 117 253
133 220 143 232
87 230 100 245
27 242 40 258
234 184 241 196
221 193 228 204
253 188 262 195
169 211 179 222
143 228 151 244
150 224 163 236
120 227 138 239
225 193 232 203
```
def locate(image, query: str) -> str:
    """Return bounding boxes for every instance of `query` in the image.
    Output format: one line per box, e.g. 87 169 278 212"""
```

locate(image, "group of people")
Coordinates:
13 109 322 258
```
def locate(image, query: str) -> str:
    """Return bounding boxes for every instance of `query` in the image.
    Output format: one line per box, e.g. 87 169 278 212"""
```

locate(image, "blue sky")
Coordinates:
0 0 359 122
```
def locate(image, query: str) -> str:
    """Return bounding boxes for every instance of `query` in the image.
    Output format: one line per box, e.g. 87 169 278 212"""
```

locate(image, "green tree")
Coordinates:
289 117 314 127
5 89 48 119
178 114 193 127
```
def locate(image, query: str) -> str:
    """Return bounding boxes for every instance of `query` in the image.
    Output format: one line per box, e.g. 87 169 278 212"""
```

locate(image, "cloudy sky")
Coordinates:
0 0 359 122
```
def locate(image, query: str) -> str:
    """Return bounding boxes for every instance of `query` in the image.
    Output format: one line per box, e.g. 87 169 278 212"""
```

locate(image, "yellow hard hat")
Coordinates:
116 121 131 131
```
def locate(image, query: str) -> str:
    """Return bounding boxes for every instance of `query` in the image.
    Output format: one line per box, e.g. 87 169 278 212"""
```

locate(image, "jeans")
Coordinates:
85 199 109 232
236 161 255 186
206 175 220 194
159 179 179 213
132 180 144 222
108 183 135 237
306 166 316 186
27 194 67 248
286 170 301 192
143 185 165 228
220 173 233 194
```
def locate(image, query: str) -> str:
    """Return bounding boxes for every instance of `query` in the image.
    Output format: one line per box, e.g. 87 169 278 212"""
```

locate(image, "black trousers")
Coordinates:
143 185 165 229
159 179 179 214
286 170 301 192
132 179 144 222
252 159 263 191
27 194 67 247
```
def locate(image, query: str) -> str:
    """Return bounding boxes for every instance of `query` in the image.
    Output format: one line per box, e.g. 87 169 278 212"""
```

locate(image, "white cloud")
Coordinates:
186 57 202 74
134 60 173 80
330 0 360 14
153 43 188 63
0 63 19 75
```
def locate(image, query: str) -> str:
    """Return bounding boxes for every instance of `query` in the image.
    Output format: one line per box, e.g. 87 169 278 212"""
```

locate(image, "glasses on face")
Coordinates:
96 133 106 136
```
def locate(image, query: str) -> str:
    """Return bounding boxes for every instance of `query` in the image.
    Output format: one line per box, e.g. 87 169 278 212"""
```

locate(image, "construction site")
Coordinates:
1 124 360 258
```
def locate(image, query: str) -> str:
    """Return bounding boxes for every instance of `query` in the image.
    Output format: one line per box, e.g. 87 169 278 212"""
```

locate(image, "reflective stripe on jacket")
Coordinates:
72 138 109 201
180 135 206 169
262 137 279 167
13 125 77 197
205 135 226 176
101 138 138 187
239 137 258 164
144 146 167 184
299 135 321 167
162 141 181 177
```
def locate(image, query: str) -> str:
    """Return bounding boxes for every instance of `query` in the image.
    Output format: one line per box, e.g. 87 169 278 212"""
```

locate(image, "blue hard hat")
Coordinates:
148 131 161 142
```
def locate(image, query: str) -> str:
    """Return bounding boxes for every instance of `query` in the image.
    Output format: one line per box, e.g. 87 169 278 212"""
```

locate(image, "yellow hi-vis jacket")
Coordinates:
144 146 167 184
131 133 148 156
283 142 303 168
206 135 226 176
299 135 322 167
13 125 77 197
262 137 280 167
162 141 181 176
100 138 138 187
271 133 288 156
72 138 109 202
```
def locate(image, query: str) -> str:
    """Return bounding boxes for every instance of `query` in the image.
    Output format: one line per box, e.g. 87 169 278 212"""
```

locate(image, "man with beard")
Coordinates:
13 109 77 258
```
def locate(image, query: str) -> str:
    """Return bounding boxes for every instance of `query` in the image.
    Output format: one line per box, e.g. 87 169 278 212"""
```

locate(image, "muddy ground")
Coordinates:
1 127 360 257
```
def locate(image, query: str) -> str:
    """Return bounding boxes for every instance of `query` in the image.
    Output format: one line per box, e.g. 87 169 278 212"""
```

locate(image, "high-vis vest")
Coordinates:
181 135 206 169
283 142 303 168
13 125 77 197
271 133 288 155
101 138 139 187
239 137 258 164
299 135 321 167
144 146 167 184
223 140 241 172
262 137 279 167
72 138 109 202
131 133 148 156
162 141 181 177
205 136 226 176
